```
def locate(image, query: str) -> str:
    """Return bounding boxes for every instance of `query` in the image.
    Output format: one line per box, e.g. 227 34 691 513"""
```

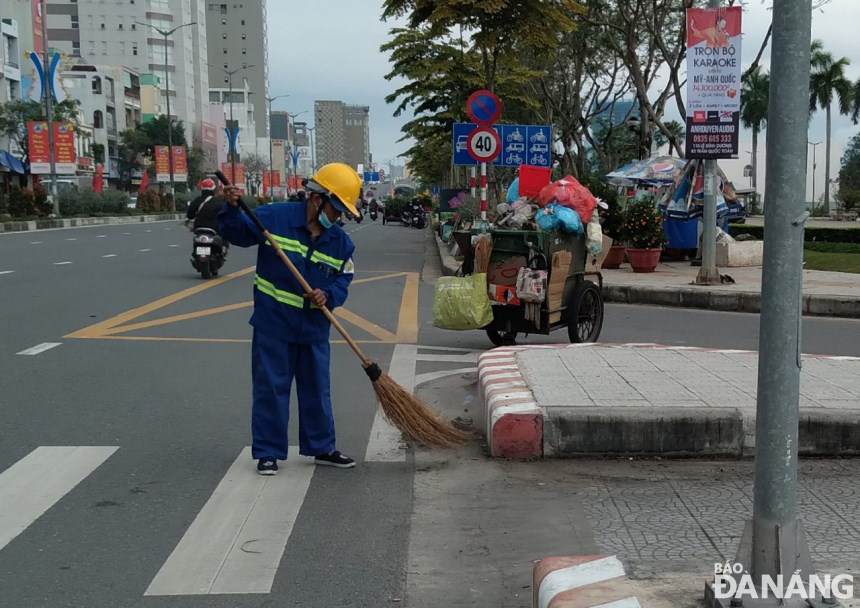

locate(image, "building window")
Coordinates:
241 33 246 40
71 15 79 29
92 76 102 94
223 48 227 54
88 41 95 55
118 23 123 29
100 22 105 29
222 33 227 39
101 41 107 55
241 19 245 25
131 23 136 30
119 41 125 54
221 4 227 13
209 91 220 103
223 63 228 69
241 48 246 54
221 18 226 25
224 78 228 84
72 40 81 55
132 43 138 56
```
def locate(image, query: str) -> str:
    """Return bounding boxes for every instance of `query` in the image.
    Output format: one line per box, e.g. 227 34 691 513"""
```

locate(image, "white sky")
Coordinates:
266 1 860 197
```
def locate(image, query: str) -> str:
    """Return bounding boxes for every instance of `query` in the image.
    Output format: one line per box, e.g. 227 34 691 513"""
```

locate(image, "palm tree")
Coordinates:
809 40 854 212
741 67 770 193
653 120 685 155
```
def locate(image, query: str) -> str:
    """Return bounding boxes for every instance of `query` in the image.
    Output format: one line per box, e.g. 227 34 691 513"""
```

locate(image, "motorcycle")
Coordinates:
401 209 413 227
412 210 427 229
370 209 378 221
190 227 226 279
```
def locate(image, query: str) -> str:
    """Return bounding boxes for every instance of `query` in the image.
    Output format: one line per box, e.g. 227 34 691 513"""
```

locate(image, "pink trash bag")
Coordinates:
537 175 597 223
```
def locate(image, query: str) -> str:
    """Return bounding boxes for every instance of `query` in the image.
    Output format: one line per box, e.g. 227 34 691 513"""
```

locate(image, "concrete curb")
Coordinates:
603 283 860 319
477 343 860 459
533 555 640 608
0 214 184 234
434 233 461 276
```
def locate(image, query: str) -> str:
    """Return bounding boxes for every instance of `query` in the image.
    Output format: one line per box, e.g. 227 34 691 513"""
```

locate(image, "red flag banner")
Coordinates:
172 145 187 182
155 146 170 182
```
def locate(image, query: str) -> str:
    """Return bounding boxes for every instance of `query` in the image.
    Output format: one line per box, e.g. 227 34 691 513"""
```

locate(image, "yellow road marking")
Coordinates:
66 267 420 344
65 266 255 338
334 308 399 342
97 302 253 336
395 271 419 343
73 335 381 345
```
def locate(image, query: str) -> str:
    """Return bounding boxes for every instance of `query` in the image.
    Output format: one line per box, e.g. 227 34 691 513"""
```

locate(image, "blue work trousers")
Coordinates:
251 329 336 460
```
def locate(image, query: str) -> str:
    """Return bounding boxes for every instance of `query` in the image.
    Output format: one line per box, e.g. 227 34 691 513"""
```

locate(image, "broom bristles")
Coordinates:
474 235 493 274
372 372 471 447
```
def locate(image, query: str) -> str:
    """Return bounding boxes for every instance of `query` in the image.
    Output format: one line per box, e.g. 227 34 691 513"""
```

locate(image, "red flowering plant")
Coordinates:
621 198 666 249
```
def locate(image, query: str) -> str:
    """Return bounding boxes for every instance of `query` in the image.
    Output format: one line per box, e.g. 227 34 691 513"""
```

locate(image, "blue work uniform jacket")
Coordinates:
218 201 355 344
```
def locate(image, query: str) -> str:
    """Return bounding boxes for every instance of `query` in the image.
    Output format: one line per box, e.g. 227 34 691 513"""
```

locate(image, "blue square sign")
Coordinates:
453 123 551 168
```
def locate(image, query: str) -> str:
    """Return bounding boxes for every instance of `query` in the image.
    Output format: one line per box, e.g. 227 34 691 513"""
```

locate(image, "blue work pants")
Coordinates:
251 330 336 460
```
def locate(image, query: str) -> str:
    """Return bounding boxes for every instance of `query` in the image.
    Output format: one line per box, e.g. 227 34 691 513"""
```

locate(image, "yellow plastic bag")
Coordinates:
432 273 494 330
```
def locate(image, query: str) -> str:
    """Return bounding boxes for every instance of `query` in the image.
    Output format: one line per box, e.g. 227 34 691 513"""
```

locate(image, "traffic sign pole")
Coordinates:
480 162 487 221
470 167 476 197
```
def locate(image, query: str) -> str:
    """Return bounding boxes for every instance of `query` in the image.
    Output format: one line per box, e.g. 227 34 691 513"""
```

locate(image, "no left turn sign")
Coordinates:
467 127 501 163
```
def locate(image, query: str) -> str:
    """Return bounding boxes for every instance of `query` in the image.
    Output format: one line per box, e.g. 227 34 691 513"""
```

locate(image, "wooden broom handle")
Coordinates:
214 171 372 367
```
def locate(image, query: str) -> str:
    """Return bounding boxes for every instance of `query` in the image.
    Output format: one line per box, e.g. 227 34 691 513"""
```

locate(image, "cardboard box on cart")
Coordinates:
548 250 572 324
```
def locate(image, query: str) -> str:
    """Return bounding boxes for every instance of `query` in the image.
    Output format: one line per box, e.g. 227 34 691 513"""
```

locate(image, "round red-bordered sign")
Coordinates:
466 90 502 126
467 127 502 162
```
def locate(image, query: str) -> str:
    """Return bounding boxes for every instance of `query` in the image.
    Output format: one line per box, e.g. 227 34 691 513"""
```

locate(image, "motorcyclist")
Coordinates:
369 197 379 219
186 178 222 232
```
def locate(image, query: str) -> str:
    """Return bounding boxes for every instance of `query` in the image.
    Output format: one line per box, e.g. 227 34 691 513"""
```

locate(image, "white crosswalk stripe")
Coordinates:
0 447 118 552
145 446 313 596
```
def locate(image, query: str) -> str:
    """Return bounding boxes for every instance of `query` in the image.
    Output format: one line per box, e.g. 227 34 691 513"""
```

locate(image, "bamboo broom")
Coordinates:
215 171 469 448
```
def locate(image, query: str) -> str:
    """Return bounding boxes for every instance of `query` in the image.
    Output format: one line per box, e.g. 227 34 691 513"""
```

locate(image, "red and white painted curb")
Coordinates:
477 345 556 459
478 343 860 459
533 555 639 608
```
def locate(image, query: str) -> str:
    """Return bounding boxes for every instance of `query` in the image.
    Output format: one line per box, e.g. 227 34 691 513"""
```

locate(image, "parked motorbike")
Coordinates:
412 210 427 229
190 227 226 279
401 209 413 227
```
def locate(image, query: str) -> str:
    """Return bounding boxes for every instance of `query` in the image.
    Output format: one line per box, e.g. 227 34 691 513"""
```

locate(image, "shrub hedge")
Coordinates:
58 188 130 216
728 224 860 244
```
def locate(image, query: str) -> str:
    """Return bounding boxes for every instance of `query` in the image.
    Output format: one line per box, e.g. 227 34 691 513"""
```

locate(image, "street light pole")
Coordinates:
696 0 722 286
307 126 316 174
136 20 196 211
706 3 815 606
808 141 821 208
284 111 307 193
40 0 59 215
266 94 288 198
210 64 253 188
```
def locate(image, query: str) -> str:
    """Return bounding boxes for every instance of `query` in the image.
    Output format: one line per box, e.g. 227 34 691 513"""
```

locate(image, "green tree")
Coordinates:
0 99 82 161
91 142 105 165
809 39 854 213
838 133 860 213
740 66 769 193
653 120 686 155
242 153 268 195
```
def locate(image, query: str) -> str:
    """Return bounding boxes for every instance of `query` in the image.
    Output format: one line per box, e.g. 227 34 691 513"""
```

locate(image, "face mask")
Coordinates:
317 201 334 230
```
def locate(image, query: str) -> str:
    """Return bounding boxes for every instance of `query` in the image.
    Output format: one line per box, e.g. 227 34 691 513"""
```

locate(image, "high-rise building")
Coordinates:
314 100 370 170
205 1 268 138
44 0 210 143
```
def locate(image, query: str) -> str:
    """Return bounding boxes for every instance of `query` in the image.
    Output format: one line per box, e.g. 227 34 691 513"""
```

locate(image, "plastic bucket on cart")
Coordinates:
518 165 552 199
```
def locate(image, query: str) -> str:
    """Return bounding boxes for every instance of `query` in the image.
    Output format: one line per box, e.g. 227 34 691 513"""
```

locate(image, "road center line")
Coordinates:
97 235 106 238
0 447 118 552
0 271 14 275
66 238 77 241
140 248 151 252
169 244 179 247
30 241 42 244
145 446 313 596
17 342 62 355
53 261 72 265
102 254 117 258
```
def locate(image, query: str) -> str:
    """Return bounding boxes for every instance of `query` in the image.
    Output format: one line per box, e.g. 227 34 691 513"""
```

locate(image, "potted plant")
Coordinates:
581 175 625 268
621 198 666 273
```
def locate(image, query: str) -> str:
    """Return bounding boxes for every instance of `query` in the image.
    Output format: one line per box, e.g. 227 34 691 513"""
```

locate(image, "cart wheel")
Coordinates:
486 329 518 347
566 280 604 343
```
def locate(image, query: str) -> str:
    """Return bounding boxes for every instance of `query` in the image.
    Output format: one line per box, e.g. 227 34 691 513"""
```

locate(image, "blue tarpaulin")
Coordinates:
0 151 26 174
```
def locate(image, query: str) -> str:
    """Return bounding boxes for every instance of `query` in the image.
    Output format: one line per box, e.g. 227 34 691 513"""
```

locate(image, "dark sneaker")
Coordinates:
257 458 278 475
314 450 355 468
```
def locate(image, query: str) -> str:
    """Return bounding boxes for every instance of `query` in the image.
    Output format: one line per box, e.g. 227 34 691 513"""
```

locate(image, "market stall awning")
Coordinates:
0 151 26 174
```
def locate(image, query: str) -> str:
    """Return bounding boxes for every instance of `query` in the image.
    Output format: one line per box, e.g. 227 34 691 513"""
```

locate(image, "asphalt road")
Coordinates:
2 214 860 607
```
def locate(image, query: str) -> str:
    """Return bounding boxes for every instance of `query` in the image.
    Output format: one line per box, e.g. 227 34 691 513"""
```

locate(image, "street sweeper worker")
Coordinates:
218 162 361 474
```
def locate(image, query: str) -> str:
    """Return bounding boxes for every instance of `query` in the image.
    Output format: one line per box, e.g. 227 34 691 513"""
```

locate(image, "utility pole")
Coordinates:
40 0 58 215
307 126 316 174
706 2 815 606
808 140 821 208
696 0 722 285
284 111 307 193
136 20 196 211
211 64 253 187
266 94 288 198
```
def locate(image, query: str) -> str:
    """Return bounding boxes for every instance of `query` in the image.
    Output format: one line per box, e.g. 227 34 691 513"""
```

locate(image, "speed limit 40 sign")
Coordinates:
467 127 501 163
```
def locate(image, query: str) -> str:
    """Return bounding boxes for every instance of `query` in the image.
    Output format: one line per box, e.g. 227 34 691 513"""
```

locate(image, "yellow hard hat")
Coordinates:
307 163 361 217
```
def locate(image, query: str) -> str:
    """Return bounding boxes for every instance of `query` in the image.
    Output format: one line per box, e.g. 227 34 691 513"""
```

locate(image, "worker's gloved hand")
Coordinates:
305 288 327 308
223 186 242 207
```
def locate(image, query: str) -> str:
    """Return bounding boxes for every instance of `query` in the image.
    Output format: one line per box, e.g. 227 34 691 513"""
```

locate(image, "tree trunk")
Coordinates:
751 127 758 191
825 105 832 213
